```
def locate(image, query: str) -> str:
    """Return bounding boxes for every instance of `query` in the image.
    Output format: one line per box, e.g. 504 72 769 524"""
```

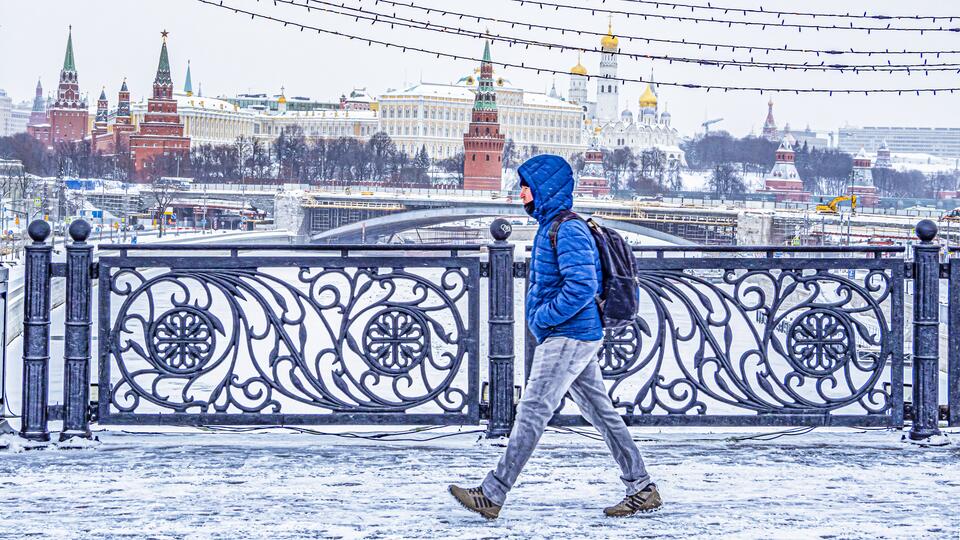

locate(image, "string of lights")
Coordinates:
510 0 960 32
363 0 960 58
288 0 960 74
198 0 960 95
604 0 959 22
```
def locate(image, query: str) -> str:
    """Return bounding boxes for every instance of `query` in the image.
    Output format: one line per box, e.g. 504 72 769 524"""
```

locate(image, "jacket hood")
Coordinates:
517 154 574 224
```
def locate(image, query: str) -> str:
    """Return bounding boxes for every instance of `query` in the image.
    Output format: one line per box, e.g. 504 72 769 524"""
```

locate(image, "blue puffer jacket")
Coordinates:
520 155 603 344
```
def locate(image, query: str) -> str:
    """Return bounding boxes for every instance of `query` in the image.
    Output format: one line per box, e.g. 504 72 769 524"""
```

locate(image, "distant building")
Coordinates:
0 90 13 136
839 126 960 159
224 92 338 113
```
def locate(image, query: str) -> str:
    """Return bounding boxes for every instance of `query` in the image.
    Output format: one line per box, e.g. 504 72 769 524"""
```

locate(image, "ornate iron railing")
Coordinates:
947 252 960 427
94 244 481 425
13 218 950 441
524 246 907 426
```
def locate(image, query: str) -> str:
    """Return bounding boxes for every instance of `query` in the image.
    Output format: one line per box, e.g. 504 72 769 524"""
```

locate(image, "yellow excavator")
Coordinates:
816 195 858 214
941 208 960 222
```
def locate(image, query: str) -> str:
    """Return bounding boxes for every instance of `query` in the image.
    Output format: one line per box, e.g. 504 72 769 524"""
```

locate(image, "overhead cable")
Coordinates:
198 0 960 95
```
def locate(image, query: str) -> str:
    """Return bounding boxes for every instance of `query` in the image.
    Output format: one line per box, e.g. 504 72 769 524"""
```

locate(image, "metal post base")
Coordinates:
58 427 93 442
0 418 15 435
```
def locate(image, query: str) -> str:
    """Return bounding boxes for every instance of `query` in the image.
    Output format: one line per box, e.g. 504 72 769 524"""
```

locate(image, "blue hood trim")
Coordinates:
517 155 574 225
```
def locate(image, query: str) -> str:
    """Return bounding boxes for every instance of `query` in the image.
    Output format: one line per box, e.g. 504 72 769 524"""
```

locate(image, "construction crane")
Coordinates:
702 118 723 133
816 195 858 215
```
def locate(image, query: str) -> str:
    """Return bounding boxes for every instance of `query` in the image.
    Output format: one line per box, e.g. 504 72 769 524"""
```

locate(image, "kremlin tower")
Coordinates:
91 88 109 142
113 78 136 147
29 27 88 148
596 19 620 124
761 138 810 202
462 40 505 191
762 99 778 141
129 31 190 181
28 79 47 127
874 140 892 169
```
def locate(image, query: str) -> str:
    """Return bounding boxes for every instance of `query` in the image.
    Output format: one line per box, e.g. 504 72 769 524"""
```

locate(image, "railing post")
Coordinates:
19 220 52 442
487 218 515 438
910 219 942 440
61 220 93 441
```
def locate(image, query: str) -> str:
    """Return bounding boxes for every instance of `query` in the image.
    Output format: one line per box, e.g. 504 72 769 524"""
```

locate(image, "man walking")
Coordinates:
449 155 660 519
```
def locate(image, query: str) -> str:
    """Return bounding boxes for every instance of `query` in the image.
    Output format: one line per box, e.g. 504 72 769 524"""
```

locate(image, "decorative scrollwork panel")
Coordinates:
557 260 904 425
98 256 480 424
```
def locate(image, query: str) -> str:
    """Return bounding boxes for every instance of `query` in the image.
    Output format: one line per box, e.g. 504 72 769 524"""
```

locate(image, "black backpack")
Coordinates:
549 210 639 329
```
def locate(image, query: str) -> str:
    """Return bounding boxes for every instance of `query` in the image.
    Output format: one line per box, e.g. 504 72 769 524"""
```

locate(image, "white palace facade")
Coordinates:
118 32 684 166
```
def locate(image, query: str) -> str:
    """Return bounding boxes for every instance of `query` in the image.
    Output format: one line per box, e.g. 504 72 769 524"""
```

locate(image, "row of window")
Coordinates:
381 106 470 121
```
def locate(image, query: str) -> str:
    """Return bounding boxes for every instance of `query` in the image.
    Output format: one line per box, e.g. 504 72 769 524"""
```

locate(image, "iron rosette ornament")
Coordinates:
595 266 893 417
106 265 472 416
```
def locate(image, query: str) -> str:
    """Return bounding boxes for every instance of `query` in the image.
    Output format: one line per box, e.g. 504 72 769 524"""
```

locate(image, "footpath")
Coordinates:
0 426 958 539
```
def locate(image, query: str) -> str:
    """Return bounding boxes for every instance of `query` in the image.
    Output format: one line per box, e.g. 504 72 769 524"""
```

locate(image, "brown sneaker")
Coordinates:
603 483 663 517
448 484 501 520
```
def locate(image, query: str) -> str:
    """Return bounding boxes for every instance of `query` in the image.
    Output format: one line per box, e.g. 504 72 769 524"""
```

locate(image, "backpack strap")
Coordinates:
549 210 583 250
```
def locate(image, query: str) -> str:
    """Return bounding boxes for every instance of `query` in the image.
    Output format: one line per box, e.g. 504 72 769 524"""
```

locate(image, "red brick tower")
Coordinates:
91 88 109 145
112 78 136 152
31 27 88 148
26 79 51 145
28 79 47 127
462 41 505 191
49 26 88 146
130 31 190 181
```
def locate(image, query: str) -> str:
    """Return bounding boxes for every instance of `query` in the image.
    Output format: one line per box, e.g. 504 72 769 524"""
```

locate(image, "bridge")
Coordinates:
270 188 939 246
275 190 743 244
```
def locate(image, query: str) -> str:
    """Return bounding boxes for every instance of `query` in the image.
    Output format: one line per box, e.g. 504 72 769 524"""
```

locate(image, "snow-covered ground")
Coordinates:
0 426 957 539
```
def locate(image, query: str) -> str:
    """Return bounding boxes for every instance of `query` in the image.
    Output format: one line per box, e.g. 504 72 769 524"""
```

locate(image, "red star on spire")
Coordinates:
161 30 169 42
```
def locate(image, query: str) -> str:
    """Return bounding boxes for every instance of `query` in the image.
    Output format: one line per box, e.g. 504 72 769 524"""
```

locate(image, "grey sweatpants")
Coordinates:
480 336 651 505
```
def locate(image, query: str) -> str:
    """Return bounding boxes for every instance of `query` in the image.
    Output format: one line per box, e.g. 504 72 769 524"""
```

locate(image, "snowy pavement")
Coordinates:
1 426 958 539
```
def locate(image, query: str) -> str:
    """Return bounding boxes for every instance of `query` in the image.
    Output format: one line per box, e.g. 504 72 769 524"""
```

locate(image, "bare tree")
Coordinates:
148 177 185 238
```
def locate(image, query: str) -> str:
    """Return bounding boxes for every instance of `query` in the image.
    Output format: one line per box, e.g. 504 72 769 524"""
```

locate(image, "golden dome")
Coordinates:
278 95 287 104
639 83 658 109
570 53 588 76
600 20 619 50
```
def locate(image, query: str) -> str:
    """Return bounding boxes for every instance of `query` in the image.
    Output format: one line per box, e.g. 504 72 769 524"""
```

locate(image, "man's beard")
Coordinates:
523 201 535 217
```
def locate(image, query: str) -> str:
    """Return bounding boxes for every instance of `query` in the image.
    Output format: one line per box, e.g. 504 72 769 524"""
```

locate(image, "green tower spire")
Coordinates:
474 40 496 112
184 60 193 95
155 31 172 85
63 26 76 72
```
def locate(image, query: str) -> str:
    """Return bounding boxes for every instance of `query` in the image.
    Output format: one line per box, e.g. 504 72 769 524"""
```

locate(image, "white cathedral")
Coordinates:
566 22 685 167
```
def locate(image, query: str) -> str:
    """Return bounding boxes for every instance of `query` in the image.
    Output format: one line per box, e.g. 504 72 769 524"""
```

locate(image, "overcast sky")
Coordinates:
2 0 959 137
